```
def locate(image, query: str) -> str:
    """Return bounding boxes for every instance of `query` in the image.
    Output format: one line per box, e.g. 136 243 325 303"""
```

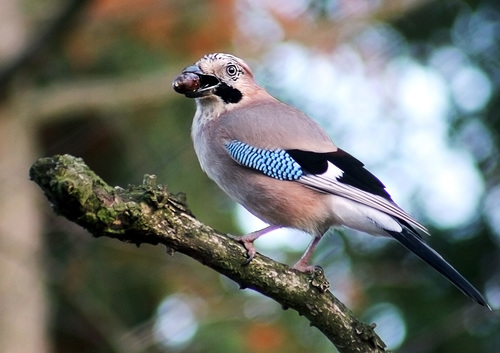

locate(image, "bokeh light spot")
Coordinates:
154 294 199 349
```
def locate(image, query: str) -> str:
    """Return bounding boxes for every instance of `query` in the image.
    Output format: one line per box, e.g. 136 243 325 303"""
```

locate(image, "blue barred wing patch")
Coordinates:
225 140 303 180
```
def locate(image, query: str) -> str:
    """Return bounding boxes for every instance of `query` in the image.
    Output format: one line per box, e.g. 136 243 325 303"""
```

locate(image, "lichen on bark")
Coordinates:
30 154 387 353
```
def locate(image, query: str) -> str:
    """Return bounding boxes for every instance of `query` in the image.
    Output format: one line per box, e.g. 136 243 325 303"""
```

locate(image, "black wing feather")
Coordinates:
288 148 425 234
287 148 392 201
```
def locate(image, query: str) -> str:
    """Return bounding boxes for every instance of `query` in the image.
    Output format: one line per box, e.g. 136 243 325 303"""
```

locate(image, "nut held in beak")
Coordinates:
173 72 201 94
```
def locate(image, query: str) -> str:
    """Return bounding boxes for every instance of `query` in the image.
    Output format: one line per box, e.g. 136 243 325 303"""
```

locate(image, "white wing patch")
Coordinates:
322 161 344 179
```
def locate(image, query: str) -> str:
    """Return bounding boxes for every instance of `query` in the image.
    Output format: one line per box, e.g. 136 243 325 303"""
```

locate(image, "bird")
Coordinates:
172 52 489 308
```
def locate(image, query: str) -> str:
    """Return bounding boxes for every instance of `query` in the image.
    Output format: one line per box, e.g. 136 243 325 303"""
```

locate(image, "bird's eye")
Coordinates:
226 64 238 77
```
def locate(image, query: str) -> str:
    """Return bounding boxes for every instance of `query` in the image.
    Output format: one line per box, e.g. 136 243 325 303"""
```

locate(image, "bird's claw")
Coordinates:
240 240 257 266
307 266 330 293
241 252 254 266
228 234 257 266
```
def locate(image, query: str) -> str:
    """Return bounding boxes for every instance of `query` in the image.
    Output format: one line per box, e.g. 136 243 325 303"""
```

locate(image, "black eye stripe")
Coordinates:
214 82 242 104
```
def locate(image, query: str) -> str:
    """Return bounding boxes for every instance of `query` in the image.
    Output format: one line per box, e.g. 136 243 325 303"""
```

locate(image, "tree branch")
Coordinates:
29 154 387 353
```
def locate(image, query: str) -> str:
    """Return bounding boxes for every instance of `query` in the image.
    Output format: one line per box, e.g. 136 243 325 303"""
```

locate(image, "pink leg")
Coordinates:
231 225 281 265
293 236 322 272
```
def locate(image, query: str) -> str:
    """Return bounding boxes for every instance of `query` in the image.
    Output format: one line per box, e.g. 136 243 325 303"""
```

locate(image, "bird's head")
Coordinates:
173 53 260 105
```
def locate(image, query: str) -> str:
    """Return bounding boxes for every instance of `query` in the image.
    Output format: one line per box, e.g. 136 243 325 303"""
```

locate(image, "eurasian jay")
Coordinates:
172 53 489 308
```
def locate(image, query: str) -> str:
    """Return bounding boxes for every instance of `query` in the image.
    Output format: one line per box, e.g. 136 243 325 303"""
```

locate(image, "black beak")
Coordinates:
173 65 220 98
182 65 203 75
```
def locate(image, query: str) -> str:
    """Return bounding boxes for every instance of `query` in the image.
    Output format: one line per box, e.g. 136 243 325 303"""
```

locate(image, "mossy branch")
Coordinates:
30 154 387 353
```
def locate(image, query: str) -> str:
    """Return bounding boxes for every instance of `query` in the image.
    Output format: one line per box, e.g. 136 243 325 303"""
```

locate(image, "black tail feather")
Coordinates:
386 229 490 309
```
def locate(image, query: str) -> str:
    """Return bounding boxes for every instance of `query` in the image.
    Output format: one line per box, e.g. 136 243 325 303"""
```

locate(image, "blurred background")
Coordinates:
1 0 499 352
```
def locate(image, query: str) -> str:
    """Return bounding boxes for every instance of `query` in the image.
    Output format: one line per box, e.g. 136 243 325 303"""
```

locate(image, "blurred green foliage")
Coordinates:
4 0 499 352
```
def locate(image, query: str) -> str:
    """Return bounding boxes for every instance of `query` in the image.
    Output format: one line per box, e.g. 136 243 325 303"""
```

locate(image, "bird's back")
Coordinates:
219 100 336 152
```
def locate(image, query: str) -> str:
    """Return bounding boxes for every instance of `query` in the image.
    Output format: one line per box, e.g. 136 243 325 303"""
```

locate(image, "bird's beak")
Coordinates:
172 65 220 98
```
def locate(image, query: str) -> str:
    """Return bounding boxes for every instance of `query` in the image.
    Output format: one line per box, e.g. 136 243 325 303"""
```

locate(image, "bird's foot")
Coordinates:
227 233 258 266
228 225 281 266
293 256 330 293
292 236 322 272
240 241 257 266
294 264 330 293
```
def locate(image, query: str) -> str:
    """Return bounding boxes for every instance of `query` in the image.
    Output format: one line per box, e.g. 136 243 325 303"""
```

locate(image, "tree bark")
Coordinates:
30 154 388 353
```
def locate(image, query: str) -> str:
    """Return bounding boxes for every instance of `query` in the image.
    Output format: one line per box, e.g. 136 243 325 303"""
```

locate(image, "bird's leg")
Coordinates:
293 236 322 272
230 225 281 265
